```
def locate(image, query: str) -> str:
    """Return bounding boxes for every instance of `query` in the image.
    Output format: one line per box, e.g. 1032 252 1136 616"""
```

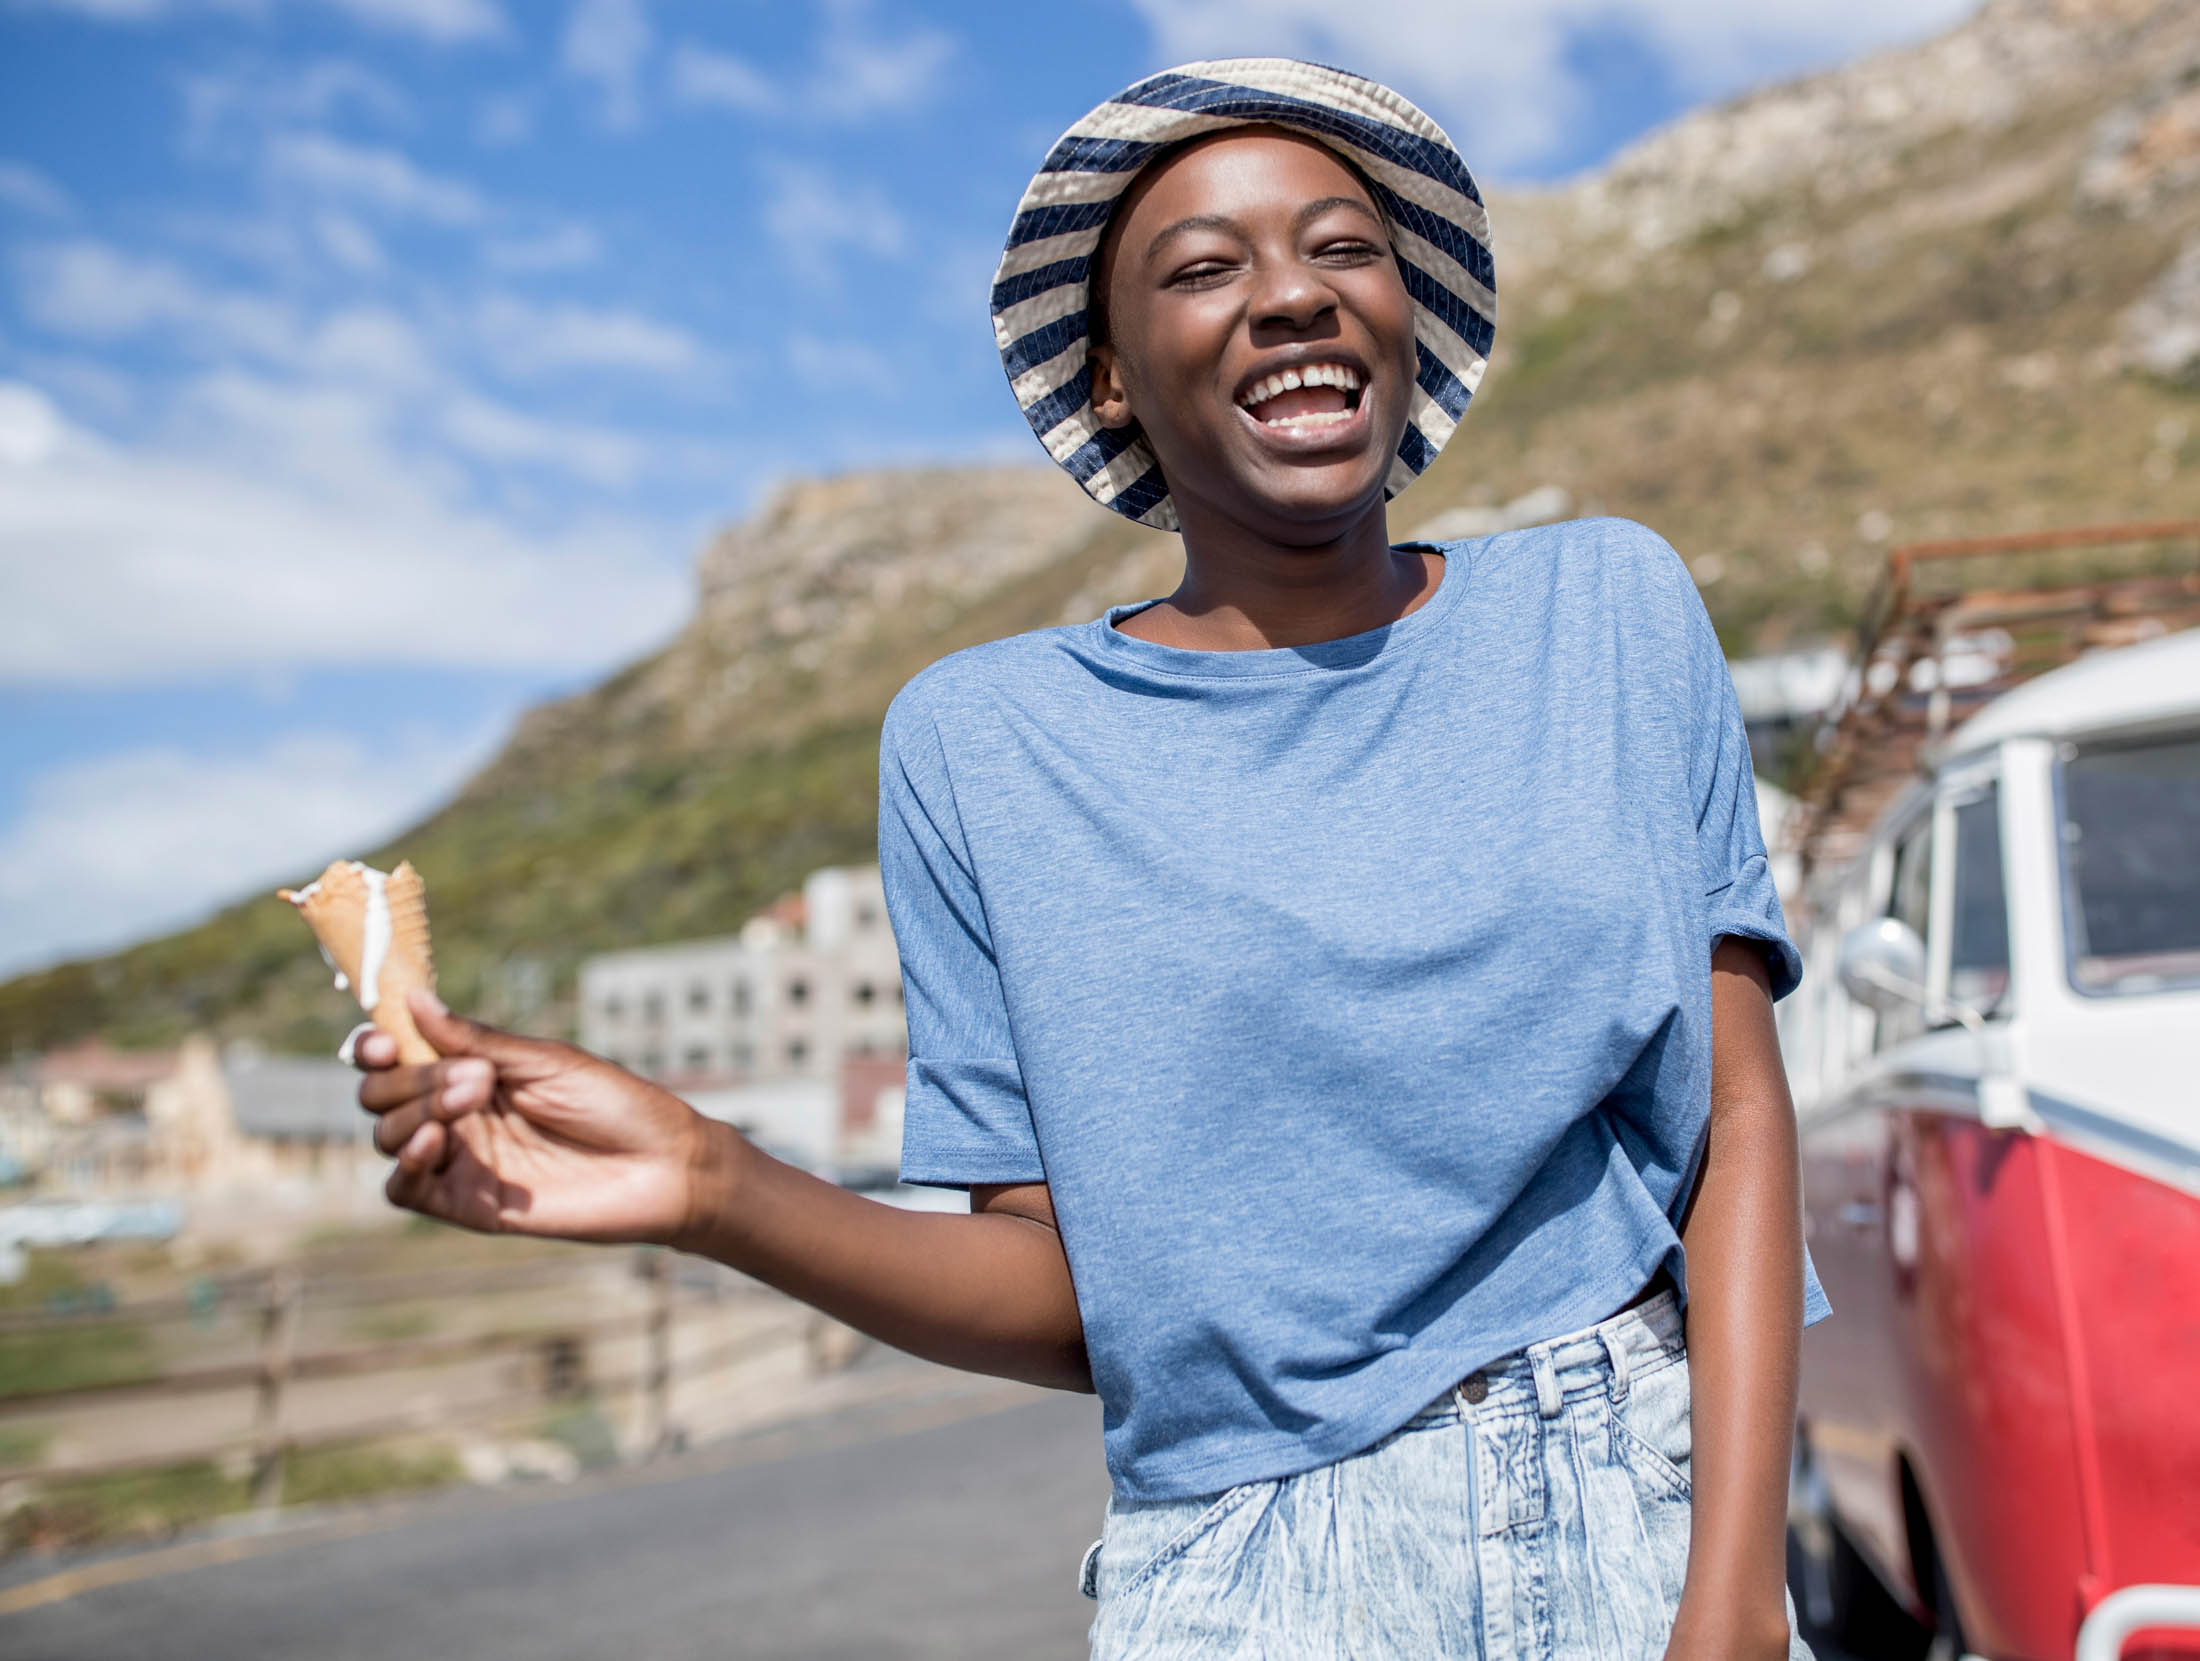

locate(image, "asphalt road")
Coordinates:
1 1372 1870 1661
2 1380 1115 1661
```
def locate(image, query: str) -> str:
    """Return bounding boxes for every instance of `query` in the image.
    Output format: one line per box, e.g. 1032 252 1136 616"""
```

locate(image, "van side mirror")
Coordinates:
1837 918 1928 1016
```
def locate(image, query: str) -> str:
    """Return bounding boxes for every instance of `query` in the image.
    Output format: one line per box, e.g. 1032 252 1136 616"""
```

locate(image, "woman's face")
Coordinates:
1090 128 1418 544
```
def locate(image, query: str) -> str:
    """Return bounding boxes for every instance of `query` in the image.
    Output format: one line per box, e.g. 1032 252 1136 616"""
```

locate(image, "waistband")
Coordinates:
1406 1286 1686 1426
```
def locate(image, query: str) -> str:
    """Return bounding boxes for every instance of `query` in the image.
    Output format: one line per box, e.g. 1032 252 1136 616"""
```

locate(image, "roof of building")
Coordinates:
38 1040 178 1092
221 1049 368 1143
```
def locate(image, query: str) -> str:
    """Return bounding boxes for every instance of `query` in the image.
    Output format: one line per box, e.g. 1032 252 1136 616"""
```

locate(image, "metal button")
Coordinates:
1461 1370 1489 1404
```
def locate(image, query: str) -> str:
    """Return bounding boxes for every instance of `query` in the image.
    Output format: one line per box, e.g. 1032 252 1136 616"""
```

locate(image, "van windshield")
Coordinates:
2060 732 2200 995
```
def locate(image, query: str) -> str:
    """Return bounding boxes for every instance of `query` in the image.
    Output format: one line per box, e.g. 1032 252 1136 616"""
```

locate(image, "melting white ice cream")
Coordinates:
356 864 391 1012
285 862 390 1006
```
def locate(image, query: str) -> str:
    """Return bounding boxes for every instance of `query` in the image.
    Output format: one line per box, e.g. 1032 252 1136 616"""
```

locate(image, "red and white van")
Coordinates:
1778 625 2200 1661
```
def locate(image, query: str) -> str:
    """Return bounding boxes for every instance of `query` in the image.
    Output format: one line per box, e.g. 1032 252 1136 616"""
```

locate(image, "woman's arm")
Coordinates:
1666 937 1806 1661
678 1130 1092 1392
357 994 1092 1395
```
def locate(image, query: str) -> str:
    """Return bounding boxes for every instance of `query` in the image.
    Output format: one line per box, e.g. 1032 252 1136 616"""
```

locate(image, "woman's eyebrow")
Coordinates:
1293 195 1383 233
1143 195 1386 262
1142 213 1238 262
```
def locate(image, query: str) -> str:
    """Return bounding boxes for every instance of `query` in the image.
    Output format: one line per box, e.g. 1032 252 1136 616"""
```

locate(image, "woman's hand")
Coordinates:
353 988 715 1244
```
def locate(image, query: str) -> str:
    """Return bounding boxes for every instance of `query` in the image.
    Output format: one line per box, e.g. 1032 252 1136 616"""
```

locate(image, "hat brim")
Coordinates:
992 58 1497 533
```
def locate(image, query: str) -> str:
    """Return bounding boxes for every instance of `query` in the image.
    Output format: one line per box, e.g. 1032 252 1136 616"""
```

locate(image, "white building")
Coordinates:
577 865 906 1087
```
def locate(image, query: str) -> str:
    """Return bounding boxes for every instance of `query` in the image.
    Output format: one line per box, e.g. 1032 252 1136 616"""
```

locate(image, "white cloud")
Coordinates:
473 294 705 377
482 221 601 272
183 61 410 157
25 0 505 43
759 158 906 282
17 0 167 17
562 0 653 131
808 0 953 121
0 722 507 979
314 212 385 273
17 240 302 357
669 42 777 114
437 387 649 483
1128 0 1975 176
0 378 688 684
265 132 483 224
317 0 505 45
0 161 71 217
669 3 953 124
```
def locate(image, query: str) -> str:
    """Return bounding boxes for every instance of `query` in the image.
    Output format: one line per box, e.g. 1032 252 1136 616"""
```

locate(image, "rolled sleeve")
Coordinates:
878 689 1043 1189
1685 597 1802 1002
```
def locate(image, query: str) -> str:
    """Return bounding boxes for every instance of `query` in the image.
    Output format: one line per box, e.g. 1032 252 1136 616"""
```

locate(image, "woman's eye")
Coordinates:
1168 261 1235 288
1316 240 1383 263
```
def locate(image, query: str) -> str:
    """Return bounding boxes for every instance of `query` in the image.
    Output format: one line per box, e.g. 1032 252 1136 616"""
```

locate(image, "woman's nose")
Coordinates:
1248 257 1337 334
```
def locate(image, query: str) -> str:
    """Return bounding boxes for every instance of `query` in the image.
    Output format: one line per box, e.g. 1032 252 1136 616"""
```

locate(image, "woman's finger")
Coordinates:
359 1063 437 1113
372 1100 431 1157
397 1120 446 1177
358 1057 493 1114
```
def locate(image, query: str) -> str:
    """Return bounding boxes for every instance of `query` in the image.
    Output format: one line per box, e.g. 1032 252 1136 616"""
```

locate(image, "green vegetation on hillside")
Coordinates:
9 2 2200 1054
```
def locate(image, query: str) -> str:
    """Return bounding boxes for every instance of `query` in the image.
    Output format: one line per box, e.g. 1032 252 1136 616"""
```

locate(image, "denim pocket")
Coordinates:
1101 1480 1267 1604
1605 1353 1694 1500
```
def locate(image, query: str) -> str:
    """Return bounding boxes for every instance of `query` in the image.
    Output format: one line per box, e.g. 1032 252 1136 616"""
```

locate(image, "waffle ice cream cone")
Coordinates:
278 859 439 1064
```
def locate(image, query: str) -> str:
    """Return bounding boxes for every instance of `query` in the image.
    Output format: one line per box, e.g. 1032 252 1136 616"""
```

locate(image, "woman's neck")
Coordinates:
1113 495 1441 651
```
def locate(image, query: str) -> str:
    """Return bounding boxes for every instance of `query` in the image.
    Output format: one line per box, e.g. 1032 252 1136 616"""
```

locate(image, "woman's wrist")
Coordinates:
1666 1584 1791 1661
668 1111 749 1256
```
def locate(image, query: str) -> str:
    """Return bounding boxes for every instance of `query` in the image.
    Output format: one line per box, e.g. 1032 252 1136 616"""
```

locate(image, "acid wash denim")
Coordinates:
1081 1291 1813 1661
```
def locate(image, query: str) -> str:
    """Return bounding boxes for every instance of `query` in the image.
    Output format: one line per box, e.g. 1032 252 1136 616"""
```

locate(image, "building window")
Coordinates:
731 1042 753 1070
730 979 751 1016
786 978 809 1007
683 1045 711 1073
893 982 904 1007
855 901 878 929
787 1038 809 1067
603 993 625 1022
853 981 875 1006
688 982 710 1014
641 1049 665 1075
642 990 665 1024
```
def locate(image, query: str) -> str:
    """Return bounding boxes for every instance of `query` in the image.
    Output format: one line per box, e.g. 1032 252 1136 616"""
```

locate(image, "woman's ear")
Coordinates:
1089 344 1137 431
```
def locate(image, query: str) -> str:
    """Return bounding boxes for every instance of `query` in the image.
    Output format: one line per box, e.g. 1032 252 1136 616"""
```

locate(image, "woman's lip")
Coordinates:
1233 390 1372 452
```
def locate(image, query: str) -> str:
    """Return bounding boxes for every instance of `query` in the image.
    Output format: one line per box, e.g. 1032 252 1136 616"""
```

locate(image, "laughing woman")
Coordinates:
355 61 1827 1661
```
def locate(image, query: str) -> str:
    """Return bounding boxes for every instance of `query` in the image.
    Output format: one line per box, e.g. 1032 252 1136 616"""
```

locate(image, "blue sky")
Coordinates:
0 0 1973 981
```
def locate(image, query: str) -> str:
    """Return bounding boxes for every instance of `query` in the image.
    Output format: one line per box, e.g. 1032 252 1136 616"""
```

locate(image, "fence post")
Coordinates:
250 1266 302 1510
637 1247 676 1460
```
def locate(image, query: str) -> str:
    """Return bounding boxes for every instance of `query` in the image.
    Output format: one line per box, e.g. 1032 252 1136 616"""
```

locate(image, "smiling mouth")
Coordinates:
1236 362 1364 430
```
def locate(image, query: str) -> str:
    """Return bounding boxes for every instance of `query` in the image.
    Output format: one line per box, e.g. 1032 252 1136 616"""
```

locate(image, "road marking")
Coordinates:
0 1375 1049 1620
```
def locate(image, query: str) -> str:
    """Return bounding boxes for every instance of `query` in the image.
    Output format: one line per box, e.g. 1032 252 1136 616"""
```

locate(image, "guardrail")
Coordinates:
0 1248 838 1509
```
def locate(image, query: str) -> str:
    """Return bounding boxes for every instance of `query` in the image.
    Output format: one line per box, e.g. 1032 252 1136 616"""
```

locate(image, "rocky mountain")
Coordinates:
8 0 2200 1053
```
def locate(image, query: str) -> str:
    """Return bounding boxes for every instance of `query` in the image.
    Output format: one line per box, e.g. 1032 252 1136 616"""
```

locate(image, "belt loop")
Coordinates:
1601 1325 1632 1403
1530 1347 1562 1419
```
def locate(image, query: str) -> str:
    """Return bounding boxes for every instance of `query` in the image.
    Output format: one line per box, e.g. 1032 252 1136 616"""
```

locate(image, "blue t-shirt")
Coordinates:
878 516 1831 1501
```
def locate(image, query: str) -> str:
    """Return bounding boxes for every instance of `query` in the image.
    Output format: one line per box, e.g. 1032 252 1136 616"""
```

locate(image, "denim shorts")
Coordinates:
1079 1289 1813 1660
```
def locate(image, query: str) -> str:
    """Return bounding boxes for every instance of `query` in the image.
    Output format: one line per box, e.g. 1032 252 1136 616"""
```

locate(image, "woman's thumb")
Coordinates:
407 988 524 1063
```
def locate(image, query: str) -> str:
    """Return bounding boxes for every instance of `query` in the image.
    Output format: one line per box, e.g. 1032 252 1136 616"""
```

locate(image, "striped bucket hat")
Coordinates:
991 59 1496 532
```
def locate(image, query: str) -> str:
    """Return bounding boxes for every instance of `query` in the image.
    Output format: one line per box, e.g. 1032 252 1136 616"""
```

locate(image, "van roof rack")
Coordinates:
1786 520 2200 899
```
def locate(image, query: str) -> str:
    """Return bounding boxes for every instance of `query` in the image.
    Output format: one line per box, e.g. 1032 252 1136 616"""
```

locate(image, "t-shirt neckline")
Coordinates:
1088 542 1467 680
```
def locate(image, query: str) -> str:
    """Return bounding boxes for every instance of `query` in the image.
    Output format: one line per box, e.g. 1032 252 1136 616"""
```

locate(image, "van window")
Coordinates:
2061 733 2200 995
1877 814 1934 1050
1949 786 2010 1014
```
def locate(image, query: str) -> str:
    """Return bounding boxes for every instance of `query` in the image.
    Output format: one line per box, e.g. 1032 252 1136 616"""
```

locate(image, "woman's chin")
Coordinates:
1229 457 1393 537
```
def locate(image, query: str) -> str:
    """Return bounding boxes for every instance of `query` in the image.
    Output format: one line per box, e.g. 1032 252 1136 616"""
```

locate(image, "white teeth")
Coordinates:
1237 363 1363 408
1261 409 1353 429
